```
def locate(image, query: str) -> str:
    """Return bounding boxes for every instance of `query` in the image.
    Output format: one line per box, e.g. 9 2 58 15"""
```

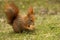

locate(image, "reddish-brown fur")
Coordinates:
5 2 19 25
24 6 35 27
4 2 35 33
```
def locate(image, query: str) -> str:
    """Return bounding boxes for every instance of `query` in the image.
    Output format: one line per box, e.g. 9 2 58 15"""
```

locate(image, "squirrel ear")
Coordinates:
28 6 33 14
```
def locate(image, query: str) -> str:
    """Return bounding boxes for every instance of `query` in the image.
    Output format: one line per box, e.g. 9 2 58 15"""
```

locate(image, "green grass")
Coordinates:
0 15 60 40
0 0 60 40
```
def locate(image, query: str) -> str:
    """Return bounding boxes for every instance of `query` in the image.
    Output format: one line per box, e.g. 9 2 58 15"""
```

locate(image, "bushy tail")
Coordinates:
4 1 19 25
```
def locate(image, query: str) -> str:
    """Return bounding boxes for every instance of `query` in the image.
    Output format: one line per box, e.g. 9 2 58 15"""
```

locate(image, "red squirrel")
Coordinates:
4 2 35 33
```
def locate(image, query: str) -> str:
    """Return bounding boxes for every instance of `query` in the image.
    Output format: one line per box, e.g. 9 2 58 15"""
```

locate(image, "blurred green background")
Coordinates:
0 0 60 40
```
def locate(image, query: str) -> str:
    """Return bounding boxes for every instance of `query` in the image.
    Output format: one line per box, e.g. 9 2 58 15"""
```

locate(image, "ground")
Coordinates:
0 0 60 40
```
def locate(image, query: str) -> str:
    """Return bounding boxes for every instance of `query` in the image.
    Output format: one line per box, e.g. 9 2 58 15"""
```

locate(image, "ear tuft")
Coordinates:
28 6 33 14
